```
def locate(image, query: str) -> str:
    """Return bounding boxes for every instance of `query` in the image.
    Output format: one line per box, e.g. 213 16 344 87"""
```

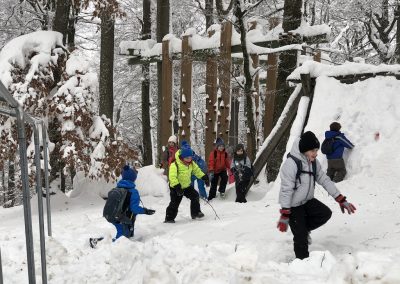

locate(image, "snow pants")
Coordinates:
191 175 207 199
113 220 135 240
165 185 201 221
289 198 332 259
234 179 249 203
327 158 347 183
208 171 228 200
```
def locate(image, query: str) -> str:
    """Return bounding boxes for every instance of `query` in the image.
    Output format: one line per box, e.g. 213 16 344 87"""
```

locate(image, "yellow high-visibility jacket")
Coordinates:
169 150 205 189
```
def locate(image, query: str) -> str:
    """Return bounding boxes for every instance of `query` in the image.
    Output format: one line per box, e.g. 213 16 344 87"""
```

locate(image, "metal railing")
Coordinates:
0 81 52 284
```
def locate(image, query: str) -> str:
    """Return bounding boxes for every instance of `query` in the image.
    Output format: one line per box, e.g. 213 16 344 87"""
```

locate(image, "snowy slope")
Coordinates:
1 76 400 283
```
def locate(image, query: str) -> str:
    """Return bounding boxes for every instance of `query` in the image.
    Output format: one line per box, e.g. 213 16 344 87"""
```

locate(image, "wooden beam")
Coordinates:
126 33 328 65
218 21 232 144
205 30 218 160
160 40 173 153
179 35 192 143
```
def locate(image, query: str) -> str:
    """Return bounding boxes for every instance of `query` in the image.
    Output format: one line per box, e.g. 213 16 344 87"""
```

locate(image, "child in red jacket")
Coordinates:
208 138 231 200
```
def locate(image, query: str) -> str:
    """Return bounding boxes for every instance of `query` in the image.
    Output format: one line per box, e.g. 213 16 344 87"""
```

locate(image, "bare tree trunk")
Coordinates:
205 0 214 29
99 14 115 124
267 0 302 182
52 0 70 44
234 1 256 160
395 6 400 63
7 160 15 207
67 7 78 49
142 0 153 166
156 0 170 164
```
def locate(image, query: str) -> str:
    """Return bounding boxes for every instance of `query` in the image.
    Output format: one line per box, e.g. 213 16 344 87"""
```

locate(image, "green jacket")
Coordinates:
169 150 205 189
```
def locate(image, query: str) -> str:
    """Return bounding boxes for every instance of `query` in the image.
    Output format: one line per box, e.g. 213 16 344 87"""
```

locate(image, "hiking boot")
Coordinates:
192 212 205 219
164 219 175 223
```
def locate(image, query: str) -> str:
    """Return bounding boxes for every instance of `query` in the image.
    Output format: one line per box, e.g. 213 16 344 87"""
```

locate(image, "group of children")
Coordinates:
106 122 356 260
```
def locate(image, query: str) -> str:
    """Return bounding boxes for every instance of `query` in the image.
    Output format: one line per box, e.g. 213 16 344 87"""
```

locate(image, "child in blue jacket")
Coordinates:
112 165 155 241
324 122 354 182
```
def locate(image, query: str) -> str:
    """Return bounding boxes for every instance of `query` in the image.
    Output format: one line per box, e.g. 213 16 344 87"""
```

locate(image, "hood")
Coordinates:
325 130 341 139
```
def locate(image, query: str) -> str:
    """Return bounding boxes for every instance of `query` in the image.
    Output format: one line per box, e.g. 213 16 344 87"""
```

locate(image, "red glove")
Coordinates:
277 209 291 232
335 194 356 214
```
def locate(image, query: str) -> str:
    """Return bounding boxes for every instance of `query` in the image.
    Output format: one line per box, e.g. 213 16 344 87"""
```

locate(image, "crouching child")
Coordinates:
277 131 356 260
103 165 155 242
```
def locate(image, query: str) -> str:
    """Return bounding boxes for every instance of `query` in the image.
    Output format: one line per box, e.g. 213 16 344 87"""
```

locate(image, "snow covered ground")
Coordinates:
2 76 400 283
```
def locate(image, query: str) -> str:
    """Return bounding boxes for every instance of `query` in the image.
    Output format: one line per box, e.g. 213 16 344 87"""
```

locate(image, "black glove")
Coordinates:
143 208 156 215
173 184 184 196
201 174 210 187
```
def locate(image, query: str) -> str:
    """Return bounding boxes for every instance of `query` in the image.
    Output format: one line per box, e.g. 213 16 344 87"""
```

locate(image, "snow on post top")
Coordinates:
0 31 64 88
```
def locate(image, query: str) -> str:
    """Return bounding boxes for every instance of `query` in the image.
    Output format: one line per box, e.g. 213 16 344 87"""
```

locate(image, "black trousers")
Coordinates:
208 171 228 200
327 158 347 183
235 179 249 203
165 185 201 221
289 198 332 259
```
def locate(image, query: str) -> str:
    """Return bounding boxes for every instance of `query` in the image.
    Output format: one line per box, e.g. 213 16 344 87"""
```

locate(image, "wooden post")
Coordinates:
218 21 232 145
205 30 218 160
263 17 280 139
313 50 321 62
179 35 193 143
160 39 173 154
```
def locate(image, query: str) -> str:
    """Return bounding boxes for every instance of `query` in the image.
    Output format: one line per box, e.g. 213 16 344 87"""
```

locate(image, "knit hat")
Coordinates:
121 165 137 182
168 135 177 143
215 137 225 147
299 131 320 153
180 140 190 148
330 122 341 132
180 147 193 159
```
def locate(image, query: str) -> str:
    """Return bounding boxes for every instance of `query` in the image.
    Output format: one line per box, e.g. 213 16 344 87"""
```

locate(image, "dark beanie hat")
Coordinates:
122 165 137 182
235 143 245 152
215 137 225 147
299 131 320 153
330 122 341 132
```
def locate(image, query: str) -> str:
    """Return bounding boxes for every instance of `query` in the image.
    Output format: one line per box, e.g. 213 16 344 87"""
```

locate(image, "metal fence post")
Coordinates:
41 123 52 237
34 124 47 284
0 246 3 284
16 107 36 284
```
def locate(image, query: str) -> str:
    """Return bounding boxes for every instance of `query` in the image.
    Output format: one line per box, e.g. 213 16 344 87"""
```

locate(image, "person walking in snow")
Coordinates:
161 135 179 175
180 140 208 199
231 144 253 203
277 131 356 260
208 138 231 200
164 144 210 223
324 122 354 182
112 165 155 241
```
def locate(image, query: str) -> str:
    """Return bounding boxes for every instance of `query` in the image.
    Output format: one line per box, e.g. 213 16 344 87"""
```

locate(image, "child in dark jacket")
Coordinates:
112 165 155 241
231 144 253 203
324 122 354 182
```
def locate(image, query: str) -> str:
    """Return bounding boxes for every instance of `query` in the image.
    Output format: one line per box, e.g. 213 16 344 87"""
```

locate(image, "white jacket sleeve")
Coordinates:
279 159 297 208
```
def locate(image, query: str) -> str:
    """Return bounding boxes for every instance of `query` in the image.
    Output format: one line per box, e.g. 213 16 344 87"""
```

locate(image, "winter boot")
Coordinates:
220 192 226 198
192 212 205 219
164 219 175 223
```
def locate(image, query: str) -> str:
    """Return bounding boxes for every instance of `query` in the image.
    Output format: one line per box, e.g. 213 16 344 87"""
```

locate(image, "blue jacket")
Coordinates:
193 153 207 174
324 130 354 159
116 180 145 215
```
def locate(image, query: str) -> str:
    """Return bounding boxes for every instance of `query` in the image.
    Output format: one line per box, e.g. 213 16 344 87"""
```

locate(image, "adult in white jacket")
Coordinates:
277 131 356 260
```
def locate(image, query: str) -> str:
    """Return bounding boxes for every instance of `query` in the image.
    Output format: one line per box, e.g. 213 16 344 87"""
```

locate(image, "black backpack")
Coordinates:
103 188 131 223
287 153 316 189
321 136 338 155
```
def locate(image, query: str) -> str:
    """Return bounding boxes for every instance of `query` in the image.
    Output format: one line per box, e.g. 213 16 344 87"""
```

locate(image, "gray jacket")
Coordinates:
279 138 341 208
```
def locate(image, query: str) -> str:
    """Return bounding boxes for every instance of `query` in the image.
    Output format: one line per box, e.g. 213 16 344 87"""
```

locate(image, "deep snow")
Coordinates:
1 76 400 283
